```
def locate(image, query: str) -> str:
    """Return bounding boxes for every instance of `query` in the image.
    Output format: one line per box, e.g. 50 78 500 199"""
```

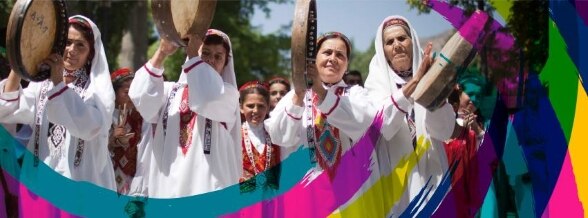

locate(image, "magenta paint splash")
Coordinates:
224 112 384 217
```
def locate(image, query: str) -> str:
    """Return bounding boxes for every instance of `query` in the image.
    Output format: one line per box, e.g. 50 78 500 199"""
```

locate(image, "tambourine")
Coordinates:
6 0 68 82
151 0 217 47
291 0 316 92
412 11 490 111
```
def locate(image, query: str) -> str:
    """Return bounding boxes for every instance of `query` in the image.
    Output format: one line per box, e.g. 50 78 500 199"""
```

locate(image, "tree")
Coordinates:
66 0 138 71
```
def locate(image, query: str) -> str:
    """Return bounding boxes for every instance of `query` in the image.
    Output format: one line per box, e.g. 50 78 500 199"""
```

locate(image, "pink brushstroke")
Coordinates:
18 183 81 218
541 151 584 218
429 0 524 109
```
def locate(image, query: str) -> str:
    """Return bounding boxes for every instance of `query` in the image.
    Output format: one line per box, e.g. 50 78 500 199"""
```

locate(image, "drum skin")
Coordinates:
6 0 68 82
151 0 217 47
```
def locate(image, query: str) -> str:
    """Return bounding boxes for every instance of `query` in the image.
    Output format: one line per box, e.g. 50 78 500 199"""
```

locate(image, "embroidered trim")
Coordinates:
391 95 408 114
33 81 51 166
47 86 68 100
285 107 302 120
162 84 213 154
304 86 346 178
0 96 19 102
162 83 182 139
34 69 89 167
179 86 197 155
203 118 212 154
183 60 204 73
144 64 162 78
242 123 272 175
322 96 340 116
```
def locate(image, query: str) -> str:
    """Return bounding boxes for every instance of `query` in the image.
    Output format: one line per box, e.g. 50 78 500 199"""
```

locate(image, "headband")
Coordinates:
239 80 269 92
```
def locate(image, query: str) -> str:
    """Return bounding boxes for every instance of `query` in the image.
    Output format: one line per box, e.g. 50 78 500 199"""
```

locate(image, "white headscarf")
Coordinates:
365 15 423 100
69 15 115 132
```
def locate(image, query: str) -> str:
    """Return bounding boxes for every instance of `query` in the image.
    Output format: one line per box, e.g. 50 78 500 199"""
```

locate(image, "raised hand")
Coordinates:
413 42 433 81
150 38 179 69
308 63 326 104
402 42 433 99
42 53 65 85
185 34 204 59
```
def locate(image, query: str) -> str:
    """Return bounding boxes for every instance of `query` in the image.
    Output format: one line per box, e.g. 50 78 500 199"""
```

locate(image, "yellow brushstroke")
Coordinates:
569 82 588 216
329 136 432 217
490 0 513 22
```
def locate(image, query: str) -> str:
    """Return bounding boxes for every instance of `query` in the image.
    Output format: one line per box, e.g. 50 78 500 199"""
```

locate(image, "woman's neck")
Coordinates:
63 69 77 85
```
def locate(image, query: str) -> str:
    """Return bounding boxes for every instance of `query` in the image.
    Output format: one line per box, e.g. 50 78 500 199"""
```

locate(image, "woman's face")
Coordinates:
115 79 135 111
459 91 476 112
269 83 288 110
200 43 227 75
241 93 269 126
315 38 348 84
383 25 413 72
64 26 91 71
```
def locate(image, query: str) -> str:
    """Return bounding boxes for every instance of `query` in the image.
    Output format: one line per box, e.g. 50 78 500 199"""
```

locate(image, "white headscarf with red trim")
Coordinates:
365 15 423 100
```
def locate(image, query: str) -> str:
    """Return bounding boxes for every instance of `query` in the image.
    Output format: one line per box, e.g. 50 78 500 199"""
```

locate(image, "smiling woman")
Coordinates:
264 31 381 216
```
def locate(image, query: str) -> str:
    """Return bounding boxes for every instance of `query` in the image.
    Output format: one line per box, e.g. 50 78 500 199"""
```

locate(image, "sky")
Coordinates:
251 0 459 51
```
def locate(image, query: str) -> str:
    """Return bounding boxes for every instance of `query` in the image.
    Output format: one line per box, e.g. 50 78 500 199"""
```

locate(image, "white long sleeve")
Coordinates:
380 89 415 141
265 90 305 147
421 102 455 141
0 79 40 125
129 62 172 123
183 57 239 126
316 85 378 142
44 82 102 141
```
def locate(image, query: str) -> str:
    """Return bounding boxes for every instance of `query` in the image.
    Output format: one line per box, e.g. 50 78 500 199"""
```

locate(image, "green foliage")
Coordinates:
210 0 293 86
66 1 137 71
0 1 14 30
147 41 186 81
508 0 548 73
348 39 375 79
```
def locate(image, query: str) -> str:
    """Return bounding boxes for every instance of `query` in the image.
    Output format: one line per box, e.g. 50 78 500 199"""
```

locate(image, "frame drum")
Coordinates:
6 0 68 82
151 0 217 47
291 0 316 92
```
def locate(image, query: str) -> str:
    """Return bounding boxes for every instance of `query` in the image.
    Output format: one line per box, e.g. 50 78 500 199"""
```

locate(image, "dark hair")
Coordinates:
316 32 352 59
69 22 95 71
239 86 270 106
268 77 291 91
113 76 133 92
203 34 230 66
343 70 363 86
447 85 462 106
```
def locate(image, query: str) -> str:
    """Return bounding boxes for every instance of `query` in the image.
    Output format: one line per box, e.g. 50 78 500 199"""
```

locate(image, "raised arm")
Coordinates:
265 90 305 147
129 39 177 122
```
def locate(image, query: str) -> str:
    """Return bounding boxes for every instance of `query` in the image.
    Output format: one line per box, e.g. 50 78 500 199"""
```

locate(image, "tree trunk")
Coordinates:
117 1 147 71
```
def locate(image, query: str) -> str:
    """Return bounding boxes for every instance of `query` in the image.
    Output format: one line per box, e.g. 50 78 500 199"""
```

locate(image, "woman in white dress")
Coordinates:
364 16 456 216
265 32 379 216
129 29 242 198
0 15 116 216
